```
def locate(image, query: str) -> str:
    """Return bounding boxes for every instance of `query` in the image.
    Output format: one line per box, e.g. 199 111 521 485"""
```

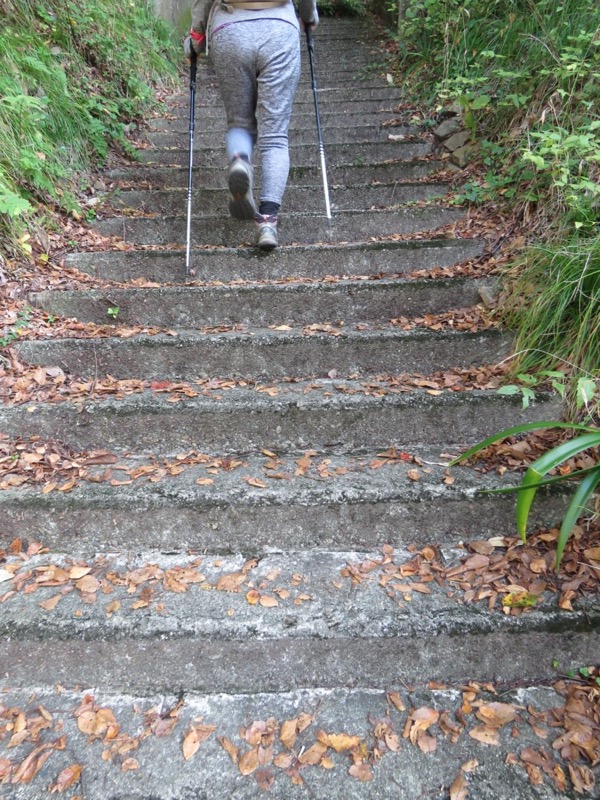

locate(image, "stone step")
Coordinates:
107 181 447 216
106 160 443 190
147 114 411 134
167 86 403 106
171 98 402 119
0 547 592 689
0 449 567 553
0 685 583 800
14 324 509 381
93 207 461 247
0 381 559 455
148 125 414 148
66 238 484 283
134 139 431 167
29 276 490 328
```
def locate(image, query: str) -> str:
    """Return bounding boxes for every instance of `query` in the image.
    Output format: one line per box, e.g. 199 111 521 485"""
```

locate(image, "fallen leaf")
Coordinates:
322 732 361 752
39 594 62 611
218 736 239 764
349 761 374 782
183 729 200 760
75 575 100 594
274 752 293 769
121 758 139 771
568 764 595 794
239 747 260 776
50 763 82 793
298 742 327 765
476 702 517 728
450 772 469 800
280 719 298 750
259 595 278 608
11 743 53 784
468 725 500 746
417 731 437 753
244 477 267 489
387 692 406 712
255 768 274 790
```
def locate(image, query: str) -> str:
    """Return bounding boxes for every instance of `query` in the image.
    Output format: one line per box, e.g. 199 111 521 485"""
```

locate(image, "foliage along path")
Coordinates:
1 16 599 799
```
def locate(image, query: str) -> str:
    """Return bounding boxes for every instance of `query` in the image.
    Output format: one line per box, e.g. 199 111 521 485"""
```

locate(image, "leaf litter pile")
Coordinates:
340 529 600 615
0 677 598 795
0 539 315 616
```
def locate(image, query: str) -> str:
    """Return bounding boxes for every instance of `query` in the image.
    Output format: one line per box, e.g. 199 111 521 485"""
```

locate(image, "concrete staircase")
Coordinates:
1 17 597 799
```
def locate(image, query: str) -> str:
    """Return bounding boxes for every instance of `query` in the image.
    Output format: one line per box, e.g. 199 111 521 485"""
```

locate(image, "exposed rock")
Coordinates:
451 142 480 167
443 130 471 152
433 117 463 140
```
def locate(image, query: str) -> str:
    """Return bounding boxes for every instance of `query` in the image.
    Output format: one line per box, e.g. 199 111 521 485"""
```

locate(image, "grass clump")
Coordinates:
384 0 600 409
500 236 600 406
0 0 177 256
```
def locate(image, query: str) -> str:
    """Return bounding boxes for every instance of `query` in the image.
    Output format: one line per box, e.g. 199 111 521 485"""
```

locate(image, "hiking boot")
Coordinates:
255 214 278 250
228 157 256 220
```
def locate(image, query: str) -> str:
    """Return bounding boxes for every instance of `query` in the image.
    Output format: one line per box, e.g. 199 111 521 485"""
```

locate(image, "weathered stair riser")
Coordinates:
65 239 484 283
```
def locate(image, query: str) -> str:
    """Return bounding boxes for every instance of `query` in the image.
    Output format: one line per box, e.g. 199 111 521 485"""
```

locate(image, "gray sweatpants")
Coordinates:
210 18 301 207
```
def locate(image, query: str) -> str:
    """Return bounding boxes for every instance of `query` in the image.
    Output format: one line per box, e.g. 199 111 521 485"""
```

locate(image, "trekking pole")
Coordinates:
305 27 332 222
185 48 197 276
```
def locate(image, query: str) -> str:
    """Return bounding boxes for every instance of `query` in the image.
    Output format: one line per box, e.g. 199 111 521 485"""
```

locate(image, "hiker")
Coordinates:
184 0 319 249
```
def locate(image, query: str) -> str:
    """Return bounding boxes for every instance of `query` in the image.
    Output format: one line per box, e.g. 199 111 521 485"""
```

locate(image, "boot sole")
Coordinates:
228 164 256 221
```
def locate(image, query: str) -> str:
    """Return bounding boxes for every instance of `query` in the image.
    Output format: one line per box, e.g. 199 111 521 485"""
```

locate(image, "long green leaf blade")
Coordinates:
516 432 600 539
555 467 600 570
448 421 594 466
479 463 600 494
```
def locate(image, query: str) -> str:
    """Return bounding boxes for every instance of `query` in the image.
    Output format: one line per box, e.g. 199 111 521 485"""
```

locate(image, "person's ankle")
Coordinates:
258 201 279 217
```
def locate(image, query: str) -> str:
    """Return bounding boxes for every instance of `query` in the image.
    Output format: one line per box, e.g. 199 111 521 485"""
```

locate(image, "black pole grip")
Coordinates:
306 26 314 54
190 48 197 90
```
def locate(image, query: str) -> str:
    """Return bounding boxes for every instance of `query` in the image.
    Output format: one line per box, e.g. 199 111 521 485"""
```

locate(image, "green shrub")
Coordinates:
0 0 177 251
384 0 600 405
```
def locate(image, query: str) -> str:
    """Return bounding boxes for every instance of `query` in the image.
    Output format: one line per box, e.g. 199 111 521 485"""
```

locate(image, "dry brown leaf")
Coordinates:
218 736 239 765
75 575 100 594
468 725 500 746
280 719 298 750
323 733 361 752
274 752 293 769
461 759 479 773
417 731 437 753
450 772 469 800
121 758 139 771
11 744 53 784
69 566 92 580
244 477 267 489
387 692 406 712
239 747 260 776
349 761 374 782
569 764 595 794
49 763 83 793
39 594 62 611
255 768 274 790
183 729 200 760
476 702 517 728
297 712 313 733
298 742 327 765
245 589 261 605
259 595 278 608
